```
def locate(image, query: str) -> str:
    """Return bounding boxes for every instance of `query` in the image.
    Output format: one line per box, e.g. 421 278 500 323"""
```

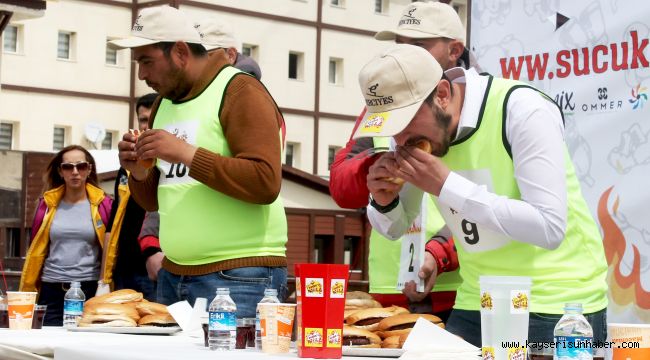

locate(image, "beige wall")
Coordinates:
280 180 340 210
0 151 23 190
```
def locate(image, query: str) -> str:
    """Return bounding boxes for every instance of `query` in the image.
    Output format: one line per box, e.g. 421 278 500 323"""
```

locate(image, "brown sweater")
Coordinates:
129 49 286 275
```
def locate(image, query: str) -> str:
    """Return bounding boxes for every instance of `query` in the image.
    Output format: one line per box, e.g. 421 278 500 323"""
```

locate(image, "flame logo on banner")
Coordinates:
598 186 650 310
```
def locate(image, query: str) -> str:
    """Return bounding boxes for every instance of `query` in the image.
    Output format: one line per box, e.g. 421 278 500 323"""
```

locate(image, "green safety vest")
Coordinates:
435 75 607 314
368 137 462 294
153 66 287 266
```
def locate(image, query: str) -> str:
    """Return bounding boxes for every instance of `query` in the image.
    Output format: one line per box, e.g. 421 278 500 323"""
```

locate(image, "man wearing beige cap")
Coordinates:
330 1 467 319
114 6 288 318
355 44 608 347
195 18 262 80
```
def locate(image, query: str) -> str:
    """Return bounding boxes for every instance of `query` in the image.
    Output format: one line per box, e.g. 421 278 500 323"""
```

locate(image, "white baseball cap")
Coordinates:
195 18 242 52
353 44 443 140
108 6 203 50
375 2 466 44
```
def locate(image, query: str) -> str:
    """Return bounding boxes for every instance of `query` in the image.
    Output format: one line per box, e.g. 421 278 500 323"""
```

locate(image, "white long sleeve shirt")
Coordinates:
368 67 568 250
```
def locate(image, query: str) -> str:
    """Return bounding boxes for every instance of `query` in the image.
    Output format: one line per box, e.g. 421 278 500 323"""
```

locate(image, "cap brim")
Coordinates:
374 28 453 41
108 37 160 50
352 100 424 140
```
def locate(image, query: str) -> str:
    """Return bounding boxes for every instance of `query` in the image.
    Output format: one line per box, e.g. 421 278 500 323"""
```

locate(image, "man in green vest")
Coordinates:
113 6 288 319
354 44 608 347
330 1 467 319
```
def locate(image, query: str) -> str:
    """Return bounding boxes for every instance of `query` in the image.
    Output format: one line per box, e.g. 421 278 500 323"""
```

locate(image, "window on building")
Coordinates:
102 131 113 150
375 0 388 14
3 25 18 53
330 0 345 7
328 58 343 85
6 227 21 258
57 31 74 60
288 52 304 80
328 145 341 169
344 236 362 270
0 123 13 150
242 43 259 61
106 40 117 65
53 127 66 151
285 143 295 167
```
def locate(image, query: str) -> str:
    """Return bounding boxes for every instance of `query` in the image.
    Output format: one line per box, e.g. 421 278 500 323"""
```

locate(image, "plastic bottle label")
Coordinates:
209 311 236 331
63 299 83 315
554 336 593 359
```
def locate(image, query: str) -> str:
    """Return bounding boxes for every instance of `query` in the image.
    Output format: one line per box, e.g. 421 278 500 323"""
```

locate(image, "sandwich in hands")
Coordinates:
342 325 382 348
384 139 433 185
129 129 155 168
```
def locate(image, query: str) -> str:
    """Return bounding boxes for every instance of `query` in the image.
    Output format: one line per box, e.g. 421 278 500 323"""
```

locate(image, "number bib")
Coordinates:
397 198 427 292
438 169 512 253
158 121 200 186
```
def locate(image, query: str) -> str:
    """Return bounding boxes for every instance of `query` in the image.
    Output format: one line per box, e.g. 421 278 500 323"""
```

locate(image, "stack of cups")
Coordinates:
258 303 297 354
479 276 531 360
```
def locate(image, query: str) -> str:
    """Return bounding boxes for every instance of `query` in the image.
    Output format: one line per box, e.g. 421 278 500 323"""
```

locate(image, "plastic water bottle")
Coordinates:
63 281 85 328
554 303 593 360
255 288 280 349
208 288 237 351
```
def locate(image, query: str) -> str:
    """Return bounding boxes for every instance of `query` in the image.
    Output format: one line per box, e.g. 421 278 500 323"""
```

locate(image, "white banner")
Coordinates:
471 0 650 323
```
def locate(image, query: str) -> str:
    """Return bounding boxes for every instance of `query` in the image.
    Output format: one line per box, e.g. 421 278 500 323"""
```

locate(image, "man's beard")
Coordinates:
430 104 452 157
160 57 192 101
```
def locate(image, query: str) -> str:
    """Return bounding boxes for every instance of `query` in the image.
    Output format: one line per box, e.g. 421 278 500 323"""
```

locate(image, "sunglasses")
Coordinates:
60 161 91 172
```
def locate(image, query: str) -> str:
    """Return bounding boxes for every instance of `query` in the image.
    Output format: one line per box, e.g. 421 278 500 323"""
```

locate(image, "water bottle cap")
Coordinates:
264 288 278 296
216 288 230 295
70 281 81 288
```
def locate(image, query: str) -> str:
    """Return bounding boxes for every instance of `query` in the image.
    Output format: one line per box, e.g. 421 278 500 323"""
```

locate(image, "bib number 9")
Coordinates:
461 219 479 245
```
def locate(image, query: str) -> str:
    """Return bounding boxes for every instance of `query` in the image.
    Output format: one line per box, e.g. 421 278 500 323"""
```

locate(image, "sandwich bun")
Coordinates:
345 298 382 310
376 313 443 338
79 314 138 327
345 306 409 331
138 313 178 327
342 325 381 348
86 289 143 307
381 335 402 349
128 129 155 168
135 302 169 317
83 303 140 321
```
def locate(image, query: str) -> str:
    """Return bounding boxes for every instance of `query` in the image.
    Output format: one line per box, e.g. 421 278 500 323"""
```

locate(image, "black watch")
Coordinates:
370 196 400 214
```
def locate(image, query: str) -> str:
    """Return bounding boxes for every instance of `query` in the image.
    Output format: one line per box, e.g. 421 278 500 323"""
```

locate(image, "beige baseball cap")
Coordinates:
108 6 203 50
375 2 466 44
353 44 443 140
195 18 242 52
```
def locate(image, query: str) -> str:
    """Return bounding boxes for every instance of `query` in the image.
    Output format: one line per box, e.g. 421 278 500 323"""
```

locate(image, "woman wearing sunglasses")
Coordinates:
19 145 113 326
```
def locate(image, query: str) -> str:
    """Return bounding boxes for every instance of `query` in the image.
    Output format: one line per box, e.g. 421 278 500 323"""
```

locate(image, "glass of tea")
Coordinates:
31 305 47 329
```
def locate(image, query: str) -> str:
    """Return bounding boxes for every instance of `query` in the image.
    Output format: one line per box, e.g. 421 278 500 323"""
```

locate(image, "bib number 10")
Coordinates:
165 163 188 179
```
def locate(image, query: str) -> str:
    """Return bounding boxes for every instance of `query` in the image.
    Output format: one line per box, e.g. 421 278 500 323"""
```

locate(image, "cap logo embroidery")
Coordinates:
365 83 394 106
399 8 421 26
132 15 144 32
361 113 389 133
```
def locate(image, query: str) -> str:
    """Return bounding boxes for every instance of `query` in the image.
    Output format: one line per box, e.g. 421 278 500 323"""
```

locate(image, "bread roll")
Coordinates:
135 302 169 317
138 313 178 327
83 303 140 321
376 313 443 338
345 306 409 332
383 139 433 184
78 315 138 327
342 325 382 348
86 289 143 307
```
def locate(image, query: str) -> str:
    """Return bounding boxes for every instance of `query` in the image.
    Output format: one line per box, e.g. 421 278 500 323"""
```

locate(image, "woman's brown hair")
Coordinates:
43 145 99 191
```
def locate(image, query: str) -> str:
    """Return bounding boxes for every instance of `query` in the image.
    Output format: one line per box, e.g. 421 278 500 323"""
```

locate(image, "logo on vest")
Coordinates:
399 8 421 26
365 83 394 107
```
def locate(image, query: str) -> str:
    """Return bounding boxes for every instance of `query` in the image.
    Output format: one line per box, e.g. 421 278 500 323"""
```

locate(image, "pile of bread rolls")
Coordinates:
79 289 177 328
342 291 444 349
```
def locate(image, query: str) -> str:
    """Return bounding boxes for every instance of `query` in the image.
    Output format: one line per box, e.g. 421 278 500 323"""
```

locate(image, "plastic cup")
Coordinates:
479 276 531 360
31 305 47 329
6 291 37 330
259 303 296 354
608 323 650 360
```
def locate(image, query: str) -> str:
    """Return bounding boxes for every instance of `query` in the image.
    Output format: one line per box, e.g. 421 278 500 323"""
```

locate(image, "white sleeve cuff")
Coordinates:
438 171 477 211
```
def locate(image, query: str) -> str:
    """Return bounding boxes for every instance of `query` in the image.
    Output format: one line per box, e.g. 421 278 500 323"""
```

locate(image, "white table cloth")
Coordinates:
0 327 384 360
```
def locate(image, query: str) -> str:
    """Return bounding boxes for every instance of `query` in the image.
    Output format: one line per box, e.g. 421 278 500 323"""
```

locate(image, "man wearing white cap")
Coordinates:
194 18 263 81
356 44 608 347
330 1 468 319
114 6 288 318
